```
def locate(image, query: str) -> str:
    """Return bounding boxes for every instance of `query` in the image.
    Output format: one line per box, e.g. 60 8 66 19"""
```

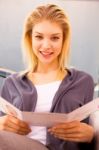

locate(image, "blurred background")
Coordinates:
0 0 99 93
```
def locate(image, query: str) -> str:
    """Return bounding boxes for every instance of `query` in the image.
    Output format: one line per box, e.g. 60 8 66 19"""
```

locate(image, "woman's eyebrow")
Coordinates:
34 32 62 35
51 33 62 36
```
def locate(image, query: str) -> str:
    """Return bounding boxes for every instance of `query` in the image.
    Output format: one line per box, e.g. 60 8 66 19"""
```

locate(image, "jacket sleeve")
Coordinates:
0 78 12 116
84 74 94 104
81 74 94 123
81 75 95 150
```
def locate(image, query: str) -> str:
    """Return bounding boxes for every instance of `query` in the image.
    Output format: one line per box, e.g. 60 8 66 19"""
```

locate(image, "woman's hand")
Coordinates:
48 120 94 143
0 115 31 135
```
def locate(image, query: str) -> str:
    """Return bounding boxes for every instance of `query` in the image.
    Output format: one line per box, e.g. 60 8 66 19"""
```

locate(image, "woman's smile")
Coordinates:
39 51 54 59
32 20 63 64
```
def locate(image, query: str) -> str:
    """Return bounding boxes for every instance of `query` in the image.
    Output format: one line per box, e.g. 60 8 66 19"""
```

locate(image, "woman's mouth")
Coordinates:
40 51 53 58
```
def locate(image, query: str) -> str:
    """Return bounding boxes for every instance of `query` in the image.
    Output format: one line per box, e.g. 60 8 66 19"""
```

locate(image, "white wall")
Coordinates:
0 0 99 82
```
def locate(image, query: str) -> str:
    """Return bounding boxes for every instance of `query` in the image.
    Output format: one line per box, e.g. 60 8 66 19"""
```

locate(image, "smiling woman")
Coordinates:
0 3 95 150
22 4 70 73
32 21 63 67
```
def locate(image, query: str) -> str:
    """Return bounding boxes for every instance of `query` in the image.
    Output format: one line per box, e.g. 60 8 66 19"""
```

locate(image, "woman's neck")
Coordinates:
27 68 67 85
35 63 59 74
27 61 67 85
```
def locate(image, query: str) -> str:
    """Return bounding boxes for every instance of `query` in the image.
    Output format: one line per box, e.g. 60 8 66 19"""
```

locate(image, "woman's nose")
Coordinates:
42 39 51 49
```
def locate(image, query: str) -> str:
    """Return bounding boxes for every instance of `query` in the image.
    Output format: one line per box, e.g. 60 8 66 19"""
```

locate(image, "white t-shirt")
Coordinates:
27 81 61 145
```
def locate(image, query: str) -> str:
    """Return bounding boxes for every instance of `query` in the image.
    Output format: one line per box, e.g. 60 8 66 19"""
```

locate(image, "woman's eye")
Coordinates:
51 37 59 41
35 35 43 40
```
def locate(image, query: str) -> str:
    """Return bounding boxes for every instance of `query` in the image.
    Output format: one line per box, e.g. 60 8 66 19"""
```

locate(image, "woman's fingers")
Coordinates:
51 121 79 132
48 121 94 142
48 121 80 135
0 125 27 135
9 115 30 129
8 115 31 134
0 115 31 135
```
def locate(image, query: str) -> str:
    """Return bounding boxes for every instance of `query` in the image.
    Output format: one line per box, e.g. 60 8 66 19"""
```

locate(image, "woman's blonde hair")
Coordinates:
22 4 71 72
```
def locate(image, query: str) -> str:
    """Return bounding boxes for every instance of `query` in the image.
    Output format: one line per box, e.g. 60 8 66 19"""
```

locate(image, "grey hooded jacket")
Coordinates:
0 69 95 150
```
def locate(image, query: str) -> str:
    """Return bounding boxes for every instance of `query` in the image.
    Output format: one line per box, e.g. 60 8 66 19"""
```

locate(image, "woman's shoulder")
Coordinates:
66 68 94 86
3 70 28 85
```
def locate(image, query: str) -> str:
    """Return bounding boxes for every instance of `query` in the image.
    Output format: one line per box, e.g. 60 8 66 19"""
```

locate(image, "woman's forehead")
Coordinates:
32 20 63 34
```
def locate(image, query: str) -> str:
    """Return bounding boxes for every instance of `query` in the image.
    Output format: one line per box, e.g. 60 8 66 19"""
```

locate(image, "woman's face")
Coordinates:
32 20 63 65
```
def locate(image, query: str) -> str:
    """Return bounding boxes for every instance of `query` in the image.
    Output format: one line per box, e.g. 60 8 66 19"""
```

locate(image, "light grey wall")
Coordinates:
0 0 99 82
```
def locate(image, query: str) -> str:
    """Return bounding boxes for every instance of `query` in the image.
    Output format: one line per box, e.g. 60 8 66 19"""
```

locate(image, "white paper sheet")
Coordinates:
0 96 99 127
0 97 22 119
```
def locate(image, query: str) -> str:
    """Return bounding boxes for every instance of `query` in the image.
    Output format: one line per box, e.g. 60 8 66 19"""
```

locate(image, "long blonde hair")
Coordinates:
22 4 71 72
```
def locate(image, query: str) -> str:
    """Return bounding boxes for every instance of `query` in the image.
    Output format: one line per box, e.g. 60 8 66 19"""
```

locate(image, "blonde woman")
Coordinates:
0 4 95 150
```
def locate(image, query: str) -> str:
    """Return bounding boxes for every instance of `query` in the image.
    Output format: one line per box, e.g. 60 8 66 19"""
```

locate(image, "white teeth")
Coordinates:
40 51 53 55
